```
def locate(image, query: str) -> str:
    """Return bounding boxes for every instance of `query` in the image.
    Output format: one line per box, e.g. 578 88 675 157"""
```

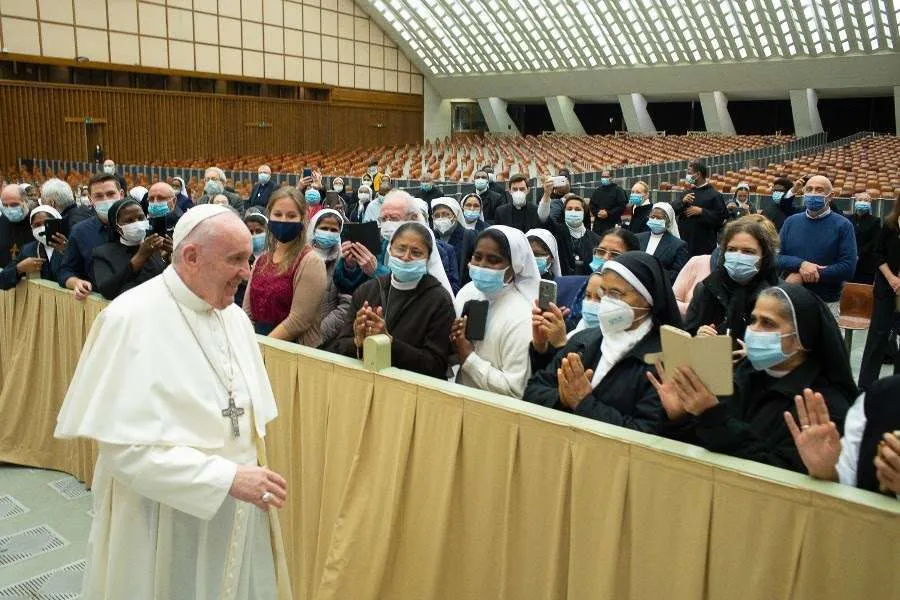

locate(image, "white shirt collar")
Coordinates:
164 266 214 313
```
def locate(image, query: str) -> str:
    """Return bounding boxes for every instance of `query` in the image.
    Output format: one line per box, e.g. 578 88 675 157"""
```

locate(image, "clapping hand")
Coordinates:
558 353 593 410
450 316 475 363
352 301 386 347
783 388 841 481
875 432 900 494
646 359 687 420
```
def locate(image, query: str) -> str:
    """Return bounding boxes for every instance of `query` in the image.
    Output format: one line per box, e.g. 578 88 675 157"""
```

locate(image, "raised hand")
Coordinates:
783 388 841 481
558 353 593 410
646 358 687 420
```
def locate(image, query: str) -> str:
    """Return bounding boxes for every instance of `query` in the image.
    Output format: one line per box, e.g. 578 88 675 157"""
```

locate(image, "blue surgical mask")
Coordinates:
421 183 433 192
564 210 584 227
744 328 797 371
854 201 871 214
468 263 508 295
94 199 115 220
1 205 26 223
600 177 611 186
580 299 601 328
367 166 378 175
686 174 697 186
251 233 266 254
314 229 341 249
474 179 488 192
147 201 170 218
268 220 304 243
305 189 322 205
258 172 271 185
535 256 550 274
771 191 785 201
803 194 826 213
463 209 480 223
629 193 643 206
647 218 667 234
204 180 223 196
388 255 427 283
723 251 760 284
590 256 605 272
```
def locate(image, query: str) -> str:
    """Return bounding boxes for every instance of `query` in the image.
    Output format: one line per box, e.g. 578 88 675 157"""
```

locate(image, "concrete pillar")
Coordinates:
894 86 900 135
423 78 451 142
699 91 736 135
790 88 824 138
617 93 656 133
477 97 520 135
544 95 586 134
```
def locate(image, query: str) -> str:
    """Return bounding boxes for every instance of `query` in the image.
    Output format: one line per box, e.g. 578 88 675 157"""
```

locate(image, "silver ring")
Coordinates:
261 491 273 503
801 425 811 431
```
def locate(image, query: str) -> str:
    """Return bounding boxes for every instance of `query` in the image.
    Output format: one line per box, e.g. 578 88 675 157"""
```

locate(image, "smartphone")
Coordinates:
43 218 62 243
552 175 567 187
302 167 312 178
462 299 489 342
538 279 558 312
325 190 341 206
150 216 168 238
341 221 382 256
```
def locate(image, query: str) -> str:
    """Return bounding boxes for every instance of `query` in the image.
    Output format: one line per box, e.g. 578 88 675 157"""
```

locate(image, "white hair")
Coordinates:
205 166 226 182
383 189 422 222
40 178 75 210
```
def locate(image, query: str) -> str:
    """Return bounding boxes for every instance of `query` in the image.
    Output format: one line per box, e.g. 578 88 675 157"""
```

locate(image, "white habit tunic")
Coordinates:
55 267 280 600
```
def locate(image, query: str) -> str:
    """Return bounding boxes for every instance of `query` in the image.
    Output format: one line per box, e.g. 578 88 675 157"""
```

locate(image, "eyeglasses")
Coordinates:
593 247 622 259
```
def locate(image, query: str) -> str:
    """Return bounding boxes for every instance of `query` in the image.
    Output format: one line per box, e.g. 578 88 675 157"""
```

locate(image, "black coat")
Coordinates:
414 186 443 205
326 274 455 379
442 223 477 287
871 223 900 299
477 189 505 223
663 359 851 473
637 231 689 284
60 204 94 234
683 265 780 341
672 184 727 256
0 215 32 269
0 240 63 290
857 375 900 495
91 242 166 300
627 203 652 235
850 213 882 282
248 180 276 209
494 202 541 234
524 328 665 433
589 183 627 233
543 216 601 276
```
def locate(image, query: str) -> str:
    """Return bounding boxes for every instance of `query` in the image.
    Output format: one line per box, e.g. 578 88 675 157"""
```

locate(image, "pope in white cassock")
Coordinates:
55 204 291 600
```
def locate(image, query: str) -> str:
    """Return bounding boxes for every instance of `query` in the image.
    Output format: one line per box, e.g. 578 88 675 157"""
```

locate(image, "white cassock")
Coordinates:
55 266 281 600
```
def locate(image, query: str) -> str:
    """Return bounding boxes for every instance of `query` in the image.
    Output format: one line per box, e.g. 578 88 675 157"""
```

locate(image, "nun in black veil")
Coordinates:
652 282 856 473
524 251 682 433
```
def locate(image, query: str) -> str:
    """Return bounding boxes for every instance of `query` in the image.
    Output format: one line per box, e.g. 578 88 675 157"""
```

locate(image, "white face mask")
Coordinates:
380 220 405 242
433 217 454 235
511 190 527 208
358 193 371 203
333 182 343 192
32 226 46 245
120 220 148 246
596 296 644 336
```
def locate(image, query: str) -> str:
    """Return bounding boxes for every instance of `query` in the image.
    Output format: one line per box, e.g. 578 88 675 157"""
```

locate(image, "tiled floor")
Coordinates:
0 330 894 598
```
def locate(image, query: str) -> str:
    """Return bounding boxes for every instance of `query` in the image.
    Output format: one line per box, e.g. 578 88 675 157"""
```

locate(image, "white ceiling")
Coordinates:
359 0 900 101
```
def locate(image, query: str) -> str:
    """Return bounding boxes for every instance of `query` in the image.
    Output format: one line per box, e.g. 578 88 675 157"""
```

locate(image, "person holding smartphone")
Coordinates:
451 226 540 399
91 198 170 300
0 205 67 289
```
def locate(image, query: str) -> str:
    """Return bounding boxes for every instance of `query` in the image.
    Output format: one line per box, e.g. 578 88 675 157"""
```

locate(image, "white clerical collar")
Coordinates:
390 275 418 291
163 266 214 313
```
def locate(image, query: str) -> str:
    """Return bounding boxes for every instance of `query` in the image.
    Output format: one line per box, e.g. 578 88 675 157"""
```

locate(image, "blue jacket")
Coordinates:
248 181 276 210
0 241 63 290
776 211 857 302
57 216 109 287
334 238 460 295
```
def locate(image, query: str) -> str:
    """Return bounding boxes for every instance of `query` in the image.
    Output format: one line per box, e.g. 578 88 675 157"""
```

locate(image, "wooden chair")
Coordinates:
838 283 874 352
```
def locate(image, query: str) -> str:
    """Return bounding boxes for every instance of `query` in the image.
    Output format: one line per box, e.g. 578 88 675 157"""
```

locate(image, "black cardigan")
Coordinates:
523 327 665 433
637 231 689 285
91 242 166 300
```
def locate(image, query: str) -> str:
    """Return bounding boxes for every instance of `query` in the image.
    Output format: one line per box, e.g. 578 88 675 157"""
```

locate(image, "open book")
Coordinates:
654 325 734 396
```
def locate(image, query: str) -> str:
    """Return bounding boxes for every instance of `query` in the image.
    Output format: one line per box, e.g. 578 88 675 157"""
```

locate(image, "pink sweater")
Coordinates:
673 254 712 317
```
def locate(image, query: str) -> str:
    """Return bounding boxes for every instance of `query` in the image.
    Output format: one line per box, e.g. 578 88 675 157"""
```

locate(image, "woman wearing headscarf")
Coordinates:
243 187 327 345
235 208 267 306
726 182 754 221
684 216 780 343
0 206 66 289
91 198 169 300
652 283 856 473
636 201 688 284
527 227 586 325
433 196 478 286
346 183 373 224
307 208 353 348
172 176 193 213
461 193 487 232
326 222 455 379
525 252 681 432
451 225 540 398
541 194 601 276
330 176 352 211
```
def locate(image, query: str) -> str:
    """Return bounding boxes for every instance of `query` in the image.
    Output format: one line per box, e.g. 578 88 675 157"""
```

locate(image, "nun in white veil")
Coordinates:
526 227 563 279
324 221 455 379
637 201 689 284
451 225 539 398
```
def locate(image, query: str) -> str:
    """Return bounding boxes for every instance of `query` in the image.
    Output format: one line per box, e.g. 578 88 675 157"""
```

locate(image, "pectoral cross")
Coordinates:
221 393 245 438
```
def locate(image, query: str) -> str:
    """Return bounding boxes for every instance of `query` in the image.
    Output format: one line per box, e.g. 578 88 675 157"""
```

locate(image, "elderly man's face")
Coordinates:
204 169 223 183
804 176 833 197
380 198 410 223
181 216 252 310
1 187 23 208
148 183 176 210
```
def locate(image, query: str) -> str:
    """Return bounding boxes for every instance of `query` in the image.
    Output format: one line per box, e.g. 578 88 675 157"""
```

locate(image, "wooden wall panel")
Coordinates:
0 81 423 167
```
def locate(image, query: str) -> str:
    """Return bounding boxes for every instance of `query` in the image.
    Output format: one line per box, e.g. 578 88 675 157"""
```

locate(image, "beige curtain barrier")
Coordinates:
1 279 897 599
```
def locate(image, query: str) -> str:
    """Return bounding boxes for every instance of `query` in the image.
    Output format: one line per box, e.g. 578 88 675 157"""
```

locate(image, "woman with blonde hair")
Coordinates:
244 187 327 345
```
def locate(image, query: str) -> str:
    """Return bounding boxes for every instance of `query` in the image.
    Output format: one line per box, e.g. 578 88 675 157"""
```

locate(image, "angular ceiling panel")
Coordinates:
366 0 899 77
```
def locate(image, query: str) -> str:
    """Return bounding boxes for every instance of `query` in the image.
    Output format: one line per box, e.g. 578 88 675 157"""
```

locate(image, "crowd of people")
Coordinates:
2 156 898 498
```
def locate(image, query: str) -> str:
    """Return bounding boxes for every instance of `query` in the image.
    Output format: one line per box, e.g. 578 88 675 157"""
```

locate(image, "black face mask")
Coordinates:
268 220 304 243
